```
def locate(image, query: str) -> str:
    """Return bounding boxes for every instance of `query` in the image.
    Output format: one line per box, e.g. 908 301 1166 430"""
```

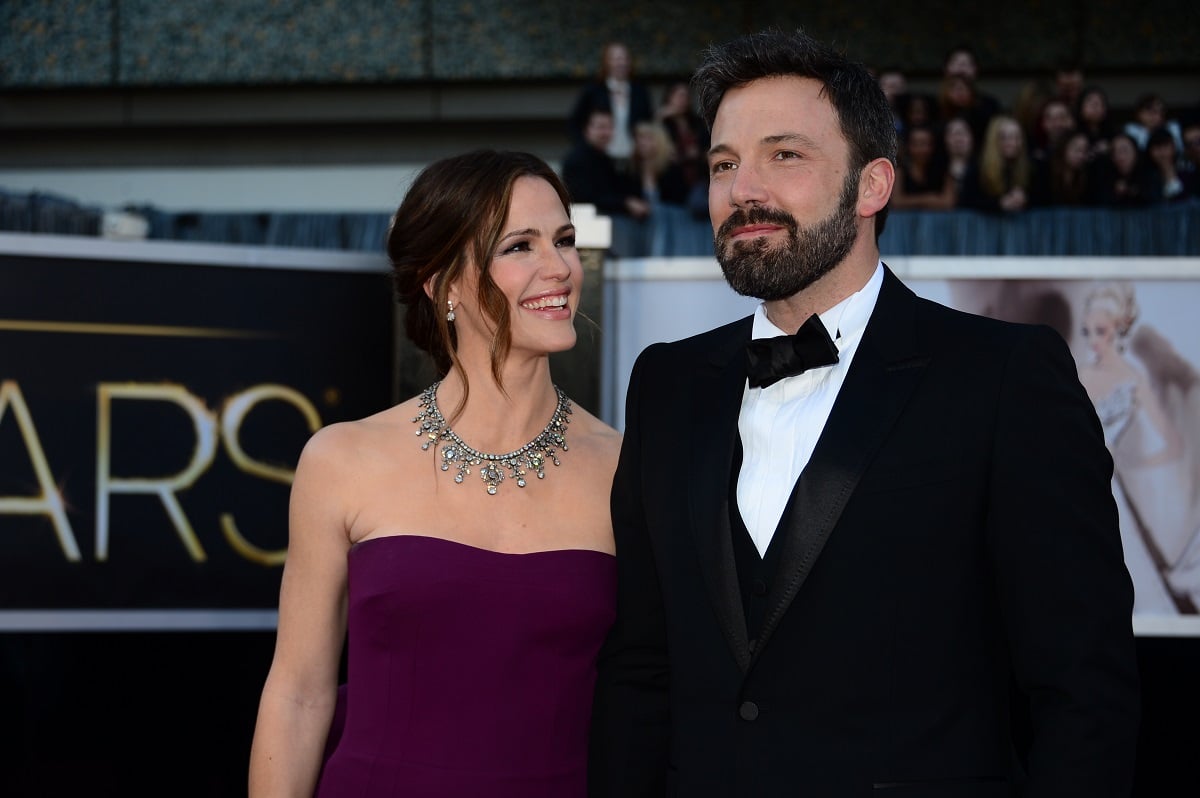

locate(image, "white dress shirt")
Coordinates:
605 78 633 159
736 263 884 556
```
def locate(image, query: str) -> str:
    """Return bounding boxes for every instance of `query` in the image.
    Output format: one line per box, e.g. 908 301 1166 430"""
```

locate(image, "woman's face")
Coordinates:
944 118 973 158
1080 91 1107 125
451 177 581 359
1111 137 1138 174
906 129 934 162
1148 139 1177 168
1041 101 1075 140
635 127 659 159
1082 308 1118 359
1063 134 1089 169
997 121 1023 159
945 77 973 108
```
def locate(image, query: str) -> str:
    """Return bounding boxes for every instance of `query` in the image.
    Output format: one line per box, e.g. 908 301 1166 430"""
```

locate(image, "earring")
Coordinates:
446 300 456 323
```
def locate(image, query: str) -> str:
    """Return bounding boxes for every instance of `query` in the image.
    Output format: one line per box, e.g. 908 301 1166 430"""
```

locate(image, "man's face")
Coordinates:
584 113 614 150
706 76 863 301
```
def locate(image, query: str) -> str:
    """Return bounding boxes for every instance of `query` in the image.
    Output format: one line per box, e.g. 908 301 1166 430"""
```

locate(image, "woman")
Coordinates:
1075 85 1115 161
1092 132 1156 207
1031 130 1093 206
249 150 621 797
629 120 690 207
1077 282 1193 614
889 124 955 210
974 115 1032 213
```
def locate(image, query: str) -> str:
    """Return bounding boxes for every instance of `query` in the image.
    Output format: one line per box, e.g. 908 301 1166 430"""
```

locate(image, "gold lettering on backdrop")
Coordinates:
95 384 218 562
0 380 83 561
219 384 322 566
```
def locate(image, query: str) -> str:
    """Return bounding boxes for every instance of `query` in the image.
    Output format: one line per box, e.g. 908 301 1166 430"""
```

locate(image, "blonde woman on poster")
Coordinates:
1078 282 1200 613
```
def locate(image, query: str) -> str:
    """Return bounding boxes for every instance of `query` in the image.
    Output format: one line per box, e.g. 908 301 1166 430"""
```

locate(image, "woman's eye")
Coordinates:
556 236 577 249
711 161 735 174
502 241 531 254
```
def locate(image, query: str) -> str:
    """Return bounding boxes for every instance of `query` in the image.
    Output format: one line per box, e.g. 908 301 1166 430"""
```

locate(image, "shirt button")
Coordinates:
739 701 759 721
751 579 768 596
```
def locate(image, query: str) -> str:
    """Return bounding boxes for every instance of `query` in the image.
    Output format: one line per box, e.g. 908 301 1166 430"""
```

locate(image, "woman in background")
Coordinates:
629 121 690 207
973 115 1032 213
249 150 620 797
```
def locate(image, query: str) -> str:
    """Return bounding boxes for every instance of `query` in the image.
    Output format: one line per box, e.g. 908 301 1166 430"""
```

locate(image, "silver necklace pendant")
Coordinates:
412 382 571 495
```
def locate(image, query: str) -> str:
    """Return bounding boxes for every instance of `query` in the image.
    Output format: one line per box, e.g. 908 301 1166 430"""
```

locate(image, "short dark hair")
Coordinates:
388 150 571 390
691 28 897 238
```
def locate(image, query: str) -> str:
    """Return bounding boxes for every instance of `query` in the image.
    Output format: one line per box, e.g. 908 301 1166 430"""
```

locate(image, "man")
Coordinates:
562 108 651 220
589 29 1139 797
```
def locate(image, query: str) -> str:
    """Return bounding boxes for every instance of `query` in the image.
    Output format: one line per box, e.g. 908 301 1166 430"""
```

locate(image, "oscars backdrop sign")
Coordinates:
0 236 393 629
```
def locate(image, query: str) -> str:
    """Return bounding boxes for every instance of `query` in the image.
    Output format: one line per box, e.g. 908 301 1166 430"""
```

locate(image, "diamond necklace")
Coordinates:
413 381 571 495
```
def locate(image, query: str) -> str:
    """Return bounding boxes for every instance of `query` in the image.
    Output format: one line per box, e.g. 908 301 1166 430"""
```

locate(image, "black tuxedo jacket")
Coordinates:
589 268 1139 797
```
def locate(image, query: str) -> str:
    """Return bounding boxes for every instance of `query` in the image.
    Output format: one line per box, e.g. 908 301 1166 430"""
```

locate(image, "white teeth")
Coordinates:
521 295 567 310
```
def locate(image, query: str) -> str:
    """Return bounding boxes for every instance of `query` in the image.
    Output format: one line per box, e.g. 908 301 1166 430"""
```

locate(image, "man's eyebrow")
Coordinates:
708 133 821 159
762 132 820 149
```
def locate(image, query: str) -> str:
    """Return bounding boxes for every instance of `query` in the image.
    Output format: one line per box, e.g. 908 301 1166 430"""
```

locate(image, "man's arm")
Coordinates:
986 325 1140 797
589 347 672 798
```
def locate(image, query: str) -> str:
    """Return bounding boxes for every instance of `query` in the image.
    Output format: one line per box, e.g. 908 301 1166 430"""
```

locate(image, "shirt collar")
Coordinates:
751 261 884 351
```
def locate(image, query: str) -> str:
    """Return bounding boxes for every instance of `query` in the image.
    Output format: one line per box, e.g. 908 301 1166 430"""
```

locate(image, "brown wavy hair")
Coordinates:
388 150 571 401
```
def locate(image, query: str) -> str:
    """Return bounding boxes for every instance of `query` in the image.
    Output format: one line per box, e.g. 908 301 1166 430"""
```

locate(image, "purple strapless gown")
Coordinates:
314 534 616 797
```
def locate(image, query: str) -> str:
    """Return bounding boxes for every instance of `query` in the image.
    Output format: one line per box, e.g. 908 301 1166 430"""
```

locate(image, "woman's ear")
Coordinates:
425 273 459 306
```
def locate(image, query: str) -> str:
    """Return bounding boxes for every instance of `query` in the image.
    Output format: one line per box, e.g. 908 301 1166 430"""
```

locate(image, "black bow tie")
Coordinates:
745 314 840 389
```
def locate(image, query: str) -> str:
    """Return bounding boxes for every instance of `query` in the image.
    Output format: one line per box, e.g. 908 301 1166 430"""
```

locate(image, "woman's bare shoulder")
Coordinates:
299 398 423 475
567 403 622 462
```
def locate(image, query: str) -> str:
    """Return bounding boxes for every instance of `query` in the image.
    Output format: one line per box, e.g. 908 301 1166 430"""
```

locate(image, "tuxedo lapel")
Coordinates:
689 317 754 673
753 269 931 660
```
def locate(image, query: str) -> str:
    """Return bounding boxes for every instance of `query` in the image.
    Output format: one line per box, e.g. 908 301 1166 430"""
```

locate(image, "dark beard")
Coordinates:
714 176 860 301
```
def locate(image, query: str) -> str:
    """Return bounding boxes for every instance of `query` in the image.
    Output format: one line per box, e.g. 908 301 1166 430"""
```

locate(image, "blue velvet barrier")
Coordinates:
2 189 1197 256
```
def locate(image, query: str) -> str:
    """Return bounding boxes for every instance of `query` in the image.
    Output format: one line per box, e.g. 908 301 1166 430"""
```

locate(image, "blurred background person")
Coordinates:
942 116 982 207
890 124 955 210
1076 85 1116 161
938 73 995 144
1180 121 1200 197
1032 130 1095 206
1145 128 1189 203
562 109 650 219
876 68 909 135
1054 61 1086 109
628 121 690 208
974 115 1033 213
567 41 653 168
653 81 710 216
1124 92 1184 153
1029 97 1078 165
1093 132 1157 207
942 44 1001 132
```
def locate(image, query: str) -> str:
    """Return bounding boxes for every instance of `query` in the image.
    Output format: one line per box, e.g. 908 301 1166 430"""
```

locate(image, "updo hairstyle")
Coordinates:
388 150 572 389
1084 281 1138 338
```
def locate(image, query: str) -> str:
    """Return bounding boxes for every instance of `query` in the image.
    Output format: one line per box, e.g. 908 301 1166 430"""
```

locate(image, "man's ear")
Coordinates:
858 157 895 219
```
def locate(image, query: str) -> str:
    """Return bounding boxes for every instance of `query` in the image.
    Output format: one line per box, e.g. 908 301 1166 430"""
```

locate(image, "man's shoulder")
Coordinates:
637 316 752 364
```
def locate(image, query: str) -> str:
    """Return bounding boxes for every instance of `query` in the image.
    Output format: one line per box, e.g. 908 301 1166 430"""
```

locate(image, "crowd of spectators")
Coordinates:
878 45 1200 213
562 41 1198 225
563 42 710 224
